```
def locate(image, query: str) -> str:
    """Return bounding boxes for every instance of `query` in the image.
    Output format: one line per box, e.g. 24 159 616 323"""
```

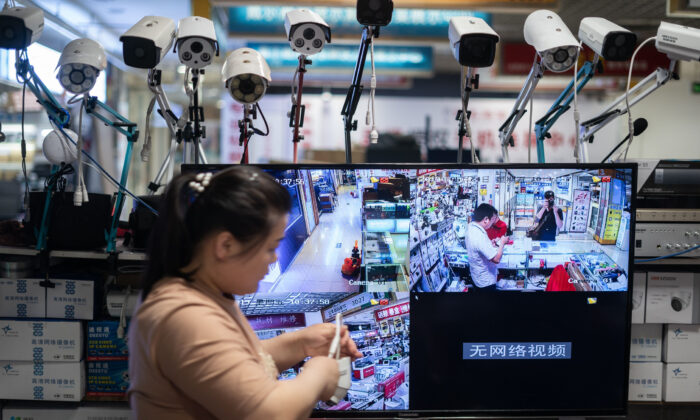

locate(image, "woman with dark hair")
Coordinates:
127 166 362 419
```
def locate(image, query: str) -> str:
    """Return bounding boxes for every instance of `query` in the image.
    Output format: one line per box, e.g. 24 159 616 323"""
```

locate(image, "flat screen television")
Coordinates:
182 163 637 418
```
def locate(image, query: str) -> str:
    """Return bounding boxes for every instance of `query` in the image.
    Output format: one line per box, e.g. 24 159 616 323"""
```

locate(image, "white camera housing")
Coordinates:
222 48 271 105
579 18 637 61
0 6 43 49
448 16 499 67
120 16 176 69
43 129 78 165
175 16 219 69
524 10 579 72
656 21 700 62
285 9 331 56
56 38 107 95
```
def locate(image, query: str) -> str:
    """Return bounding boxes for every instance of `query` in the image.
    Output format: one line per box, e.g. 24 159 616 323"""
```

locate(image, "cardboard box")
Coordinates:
645 272 700 324
628 362 663 401
87 359 129 397
0 278 45 318
2 404 131 420
664 324 700 363
630 324 663 362
664 363 700 402
87 321 129 360
0 320 83 362
632 272 646 324
0 361 85 401
46 279 94 320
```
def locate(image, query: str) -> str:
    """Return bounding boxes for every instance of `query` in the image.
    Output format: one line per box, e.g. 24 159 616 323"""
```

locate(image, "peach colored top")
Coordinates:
127 277 279 420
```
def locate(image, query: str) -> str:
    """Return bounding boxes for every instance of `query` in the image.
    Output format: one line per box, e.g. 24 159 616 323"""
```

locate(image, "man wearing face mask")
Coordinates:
533 190 564 241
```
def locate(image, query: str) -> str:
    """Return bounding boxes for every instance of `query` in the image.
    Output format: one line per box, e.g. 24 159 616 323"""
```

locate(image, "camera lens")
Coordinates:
312 39 323 49
295 38 304 48
182 51 192 61
2 27 15 40
553 48 568 63
134 47 145 58
303 28 316 40
69 69 85 85
201 53 211 62
191 41 203 53
368 0 382 10
239 78 256 95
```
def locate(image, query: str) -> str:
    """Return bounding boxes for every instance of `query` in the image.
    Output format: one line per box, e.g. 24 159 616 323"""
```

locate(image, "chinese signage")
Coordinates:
375 302 410 322
323 292 374 321
246 313 306 331
463 342 572 360
569 189 591 233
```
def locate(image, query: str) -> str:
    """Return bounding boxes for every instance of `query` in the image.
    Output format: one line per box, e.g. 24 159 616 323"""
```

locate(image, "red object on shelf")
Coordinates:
378 371 405 399
352 364 375 380
327 400 352 410
545 264 576 292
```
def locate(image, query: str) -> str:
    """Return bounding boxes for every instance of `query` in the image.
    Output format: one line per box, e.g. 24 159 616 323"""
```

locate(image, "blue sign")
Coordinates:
247 42 432 73
463 342 572 360
229 6 490 38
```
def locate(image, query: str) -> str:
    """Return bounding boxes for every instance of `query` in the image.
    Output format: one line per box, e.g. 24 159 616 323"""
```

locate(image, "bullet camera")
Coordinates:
175 16 219 69
222 48 271 105
284 9 331 55
356 0 393 27
120 16 176 69
656 21 700 62
448 16 500 67
578 18 637 61
524 10 579 72
0 5 43 49
56 38 107 95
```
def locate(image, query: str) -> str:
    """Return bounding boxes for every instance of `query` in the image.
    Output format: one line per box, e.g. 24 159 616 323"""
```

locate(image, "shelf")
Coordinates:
0 245 146 261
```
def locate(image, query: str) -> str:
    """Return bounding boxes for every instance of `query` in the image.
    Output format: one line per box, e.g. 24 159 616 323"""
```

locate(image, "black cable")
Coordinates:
239 104 270 165
21 82 29 211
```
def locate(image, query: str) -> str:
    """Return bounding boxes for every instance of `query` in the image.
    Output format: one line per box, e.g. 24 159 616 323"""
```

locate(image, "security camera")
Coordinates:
524 10 579 72
42 129 78 165
0 6 43 49
120 16 176 69
579 18 637 61
222 47 271 105
448 16 500 67
56 38 106 95
356 0 393 27
175 16 219 69
656 21 700 62
284 9 331 55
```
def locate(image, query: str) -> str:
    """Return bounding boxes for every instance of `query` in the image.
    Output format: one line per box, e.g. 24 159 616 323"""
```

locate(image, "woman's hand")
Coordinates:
302 356 340 401
298 323 363 360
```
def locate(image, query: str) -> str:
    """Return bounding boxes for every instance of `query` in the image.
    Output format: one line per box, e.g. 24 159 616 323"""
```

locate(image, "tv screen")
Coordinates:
182 163 636 417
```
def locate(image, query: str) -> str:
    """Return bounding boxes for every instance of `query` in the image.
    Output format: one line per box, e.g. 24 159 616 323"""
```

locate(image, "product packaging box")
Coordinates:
87 321 129 360
645 272 700 323
2 404 131 420
664 324 700 363
632 272 646 324
663 363 700 402
628 362 663 401
86 359 129 397
630 324 663 362
0 278 45 318
0 361 85 401
46 279 94 320
0 319 83 362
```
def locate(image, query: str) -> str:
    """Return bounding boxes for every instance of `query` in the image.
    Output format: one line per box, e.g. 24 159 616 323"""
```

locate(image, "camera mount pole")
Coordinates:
239 104 257 164
290 55 311 163
456 66 479 164
341 25 378 164
189 68 206 164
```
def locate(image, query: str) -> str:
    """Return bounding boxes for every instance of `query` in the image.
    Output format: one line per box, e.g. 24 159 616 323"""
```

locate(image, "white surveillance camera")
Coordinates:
56 38 106 95
222 47 271 105
579 18 637 61
656 21 700 62
43 129 78 165
0 6 43 49
284 9 331 56
448 16 500 67
175 16 219 69
524 10 579 72
120 16 176 69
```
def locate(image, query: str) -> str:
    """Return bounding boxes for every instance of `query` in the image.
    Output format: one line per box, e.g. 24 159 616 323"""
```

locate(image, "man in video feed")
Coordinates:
486 212 507 245
466 204 509 291
533 190 564 241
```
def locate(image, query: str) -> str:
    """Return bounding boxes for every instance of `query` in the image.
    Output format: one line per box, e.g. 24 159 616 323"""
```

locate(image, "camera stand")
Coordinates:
341 25 379 164
239 104 257 164
289 55 311 163
455 66 479 164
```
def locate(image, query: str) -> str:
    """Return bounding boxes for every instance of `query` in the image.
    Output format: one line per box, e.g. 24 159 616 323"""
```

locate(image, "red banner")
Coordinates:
378 371 405 399
375 303 410 322
501 43 673 77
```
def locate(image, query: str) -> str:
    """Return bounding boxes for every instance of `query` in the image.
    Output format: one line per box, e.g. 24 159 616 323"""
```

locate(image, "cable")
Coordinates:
572 41 583 162
74 97 88 206
239 104 270 165
20 81 29 212
365 33 378 144
141 95 157 162
622 36 656 162
527 52 538 163
460 65 478 164
635 244 700 263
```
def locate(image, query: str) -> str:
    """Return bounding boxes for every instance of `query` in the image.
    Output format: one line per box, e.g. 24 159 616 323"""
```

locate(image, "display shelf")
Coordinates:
0 245 146 261
0 245 39 256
